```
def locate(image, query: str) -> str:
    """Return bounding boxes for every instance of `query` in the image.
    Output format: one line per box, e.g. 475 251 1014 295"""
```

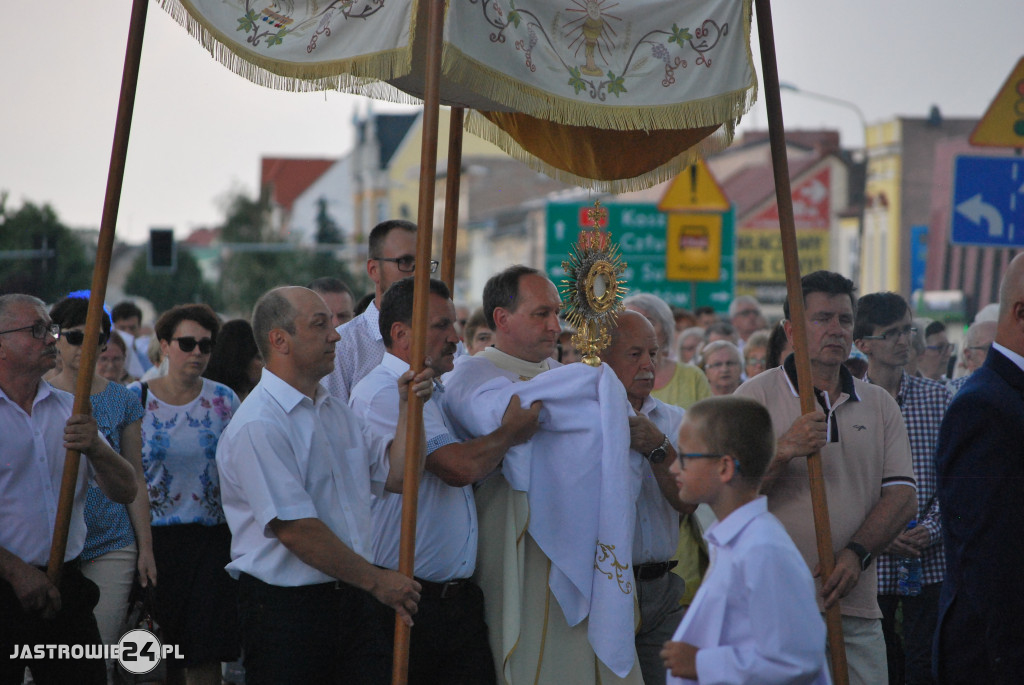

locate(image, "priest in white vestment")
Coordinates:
440 266 644 684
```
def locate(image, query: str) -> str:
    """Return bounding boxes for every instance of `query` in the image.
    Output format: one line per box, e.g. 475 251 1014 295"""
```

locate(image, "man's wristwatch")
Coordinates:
845 541 872 571
646 434 670 464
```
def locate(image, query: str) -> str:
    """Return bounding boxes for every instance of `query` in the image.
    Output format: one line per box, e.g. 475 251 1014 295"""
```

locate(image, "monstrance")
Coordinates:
560 201 628 366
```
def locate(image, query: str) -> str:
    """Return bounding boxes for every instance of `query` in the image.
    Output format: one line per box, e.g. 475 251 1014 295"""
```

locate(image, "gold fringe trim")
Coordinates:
159 0 421 100
441 44 756 134
464 111 738 192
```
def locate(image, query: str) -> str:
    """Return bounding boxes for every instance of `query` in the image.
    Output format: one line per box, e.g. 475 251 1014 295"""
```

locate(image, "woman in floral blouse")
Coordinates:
129 304 239 685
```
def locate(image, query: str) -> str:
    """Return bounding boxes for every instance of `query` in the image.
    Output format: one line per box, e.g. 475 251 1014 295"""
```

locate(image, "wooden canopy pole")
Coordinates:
391 0 444 683
753 1 849 683
440 107 465 292
47 0 149 584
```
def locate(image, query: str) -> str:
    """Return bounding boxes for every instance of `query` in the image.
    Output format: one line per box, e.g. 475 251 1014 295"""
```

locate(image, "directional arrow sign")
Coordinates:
950 155 1024 247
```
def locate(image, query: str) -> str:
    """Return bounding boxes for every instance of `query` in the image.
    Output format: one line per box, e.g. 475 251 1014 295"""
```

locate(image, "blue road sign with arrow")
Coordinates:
951 155 1024 247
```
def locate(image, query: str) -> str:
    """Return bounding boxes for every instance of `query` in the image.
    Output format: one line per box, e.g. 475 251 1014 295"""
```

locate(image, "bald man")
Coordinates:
599 311 694 685
217 286 430 684
935 254 1024 683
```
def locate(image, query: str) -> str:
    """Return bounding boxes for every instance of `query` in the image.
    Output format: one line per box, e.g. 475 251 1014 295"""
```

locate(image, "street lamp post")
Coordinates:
779 82 868 151
779 82 869 286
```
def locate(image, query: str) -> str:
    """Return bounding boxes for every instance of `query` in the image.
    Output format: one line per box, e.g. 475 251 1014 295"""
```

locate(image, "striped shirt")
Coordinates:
871 371 951 591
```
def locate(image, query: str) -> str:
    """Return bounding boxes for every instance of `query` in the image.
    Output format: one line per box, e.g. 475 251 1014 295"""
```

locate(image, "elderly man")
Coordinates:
326 219 436 402
948 319 997 394
441 265 644 684
599 311 693 685
729 295 764 345
624 293 711 410
0 294 136 684
735 272 917 685
350 277 540 683
853 292 950 685
935 254 1024 683
216 286 428 684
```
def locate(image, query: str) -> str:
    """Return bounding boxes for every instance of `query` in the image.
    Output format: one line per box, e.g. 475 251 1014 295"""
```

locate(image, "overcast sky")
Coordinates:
2 1 1020 245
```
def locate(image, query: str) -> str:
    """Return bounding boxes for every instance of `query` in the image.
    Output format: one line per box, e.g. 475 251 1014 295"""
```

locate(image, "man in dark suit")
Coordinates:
934 253 1024 683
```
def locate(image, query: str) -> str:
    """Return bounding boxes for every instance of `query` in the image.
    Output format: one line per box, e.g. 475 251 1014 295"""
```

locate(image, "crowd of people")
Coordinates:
1 217 1022 685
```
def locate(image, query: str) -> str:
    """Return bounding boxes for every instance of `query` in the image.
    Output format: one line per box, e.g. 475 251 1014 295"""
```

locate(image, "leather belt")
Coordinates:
34 557 81 574
416 577 471 600
633 560 678 581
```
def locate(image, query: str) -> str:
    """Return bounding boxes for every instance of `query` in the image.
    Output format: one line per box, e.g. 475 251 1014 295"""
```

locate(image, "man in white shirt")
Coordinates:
216 286 429 685
599 311 694 685
350 276 540 683
325 219 437 402
0 294 137 684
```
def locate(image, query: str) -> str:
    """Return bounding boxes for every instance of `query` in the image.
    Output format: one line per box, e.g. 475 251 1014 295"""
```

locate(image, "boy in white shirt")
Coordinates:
661 396 831 684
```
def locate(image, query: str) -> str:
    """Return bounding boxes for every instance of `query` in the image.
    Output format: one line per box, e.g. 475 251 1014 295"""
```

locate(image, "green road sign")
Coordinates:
546 202 735 311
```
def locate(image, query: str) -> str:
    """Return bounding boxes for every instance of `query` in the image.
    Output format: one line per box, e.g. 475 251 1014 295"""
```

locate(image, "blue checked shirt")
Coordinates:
870 371 951 592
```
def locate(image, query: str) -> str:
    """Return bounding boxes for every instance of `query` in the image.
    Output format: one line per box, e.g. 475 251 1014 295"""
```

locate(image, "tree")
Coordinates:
124 248 220 314
217 189 366 314
0 195 95 301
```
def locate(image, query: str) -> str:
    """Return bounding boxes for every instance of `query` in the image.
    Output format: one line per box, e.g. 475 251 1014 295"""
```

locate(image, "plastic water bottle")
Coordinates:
896 519 923 596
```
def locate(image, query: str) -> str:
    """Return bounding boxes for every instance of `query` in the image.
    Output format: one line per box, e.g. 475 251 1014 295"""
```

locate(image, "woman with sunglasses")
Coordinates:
47 293 153 679
128 303 241 685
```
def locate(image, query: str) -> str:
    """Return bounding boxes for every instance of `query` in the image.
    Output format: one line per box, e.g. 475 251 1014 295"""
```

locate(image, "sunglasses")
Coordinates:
172 336 214 354
61 330 110 347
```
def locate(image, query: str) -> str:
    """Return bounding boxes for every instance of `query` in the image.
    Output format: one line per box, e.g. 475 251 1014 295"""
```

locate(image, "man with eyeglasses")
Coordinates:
325 219 438 403
918 321 955 383
735 271 917 685
0 294 138 684
854 292 950 685
948 320 996 395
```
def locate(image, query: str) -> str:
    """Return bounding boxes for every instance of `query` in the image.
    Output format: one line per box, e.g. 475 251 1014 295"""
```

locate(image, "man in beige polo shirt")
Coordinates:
735 271 917 685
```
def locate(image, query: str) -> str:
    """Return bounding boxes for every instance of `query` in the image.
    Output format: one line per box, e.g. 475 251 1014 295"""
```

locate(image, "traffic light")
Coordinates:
148 228 176 272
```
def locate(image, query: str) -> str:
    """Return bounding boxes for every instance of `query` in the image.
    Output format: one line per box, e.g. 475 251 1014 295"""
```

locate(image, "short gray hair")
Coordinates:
729 295 761 319
624 293 675 351
0 294 46 329
251 288 299 361
699 340 742 369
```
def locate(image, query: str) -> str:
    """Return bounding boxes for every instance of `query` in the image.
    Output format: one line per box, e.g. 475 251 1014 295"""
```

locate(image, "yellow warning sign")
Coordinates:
658 159 730 212
970 57 1024 148
666 214 722 282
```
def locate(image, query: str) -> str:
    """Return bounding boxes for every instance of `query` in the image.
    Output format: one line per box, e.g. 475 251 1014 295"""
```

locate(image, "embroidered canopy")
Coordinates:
160 0 757 189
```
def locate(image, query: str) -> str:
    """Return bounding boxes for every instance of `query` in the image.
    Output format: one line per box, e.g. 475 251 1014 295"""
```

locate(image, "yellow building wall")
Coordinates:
387 108 509 223
862 119 903 292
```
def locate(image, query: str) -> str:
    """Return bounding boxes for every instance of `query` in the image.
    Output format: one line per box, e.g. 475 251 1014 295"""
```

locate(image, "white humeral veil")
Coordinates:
442 350 643 682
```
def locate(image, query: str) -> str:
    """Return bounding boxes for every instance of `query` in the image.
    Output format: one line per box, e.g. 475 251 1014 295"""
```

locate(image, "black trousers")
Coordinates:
353 578 496 685
238 573 382 685
0 559 105 685
879 582 942 685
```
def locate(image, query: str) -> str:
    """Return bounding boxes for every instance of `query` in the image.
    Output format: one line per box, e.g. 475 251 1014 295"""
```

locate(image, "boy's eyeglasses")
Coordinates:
172 336 214 354
61 330 110 346
0 322 61 340
374 255 439 274
676 452 743 475
860 325 917 343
